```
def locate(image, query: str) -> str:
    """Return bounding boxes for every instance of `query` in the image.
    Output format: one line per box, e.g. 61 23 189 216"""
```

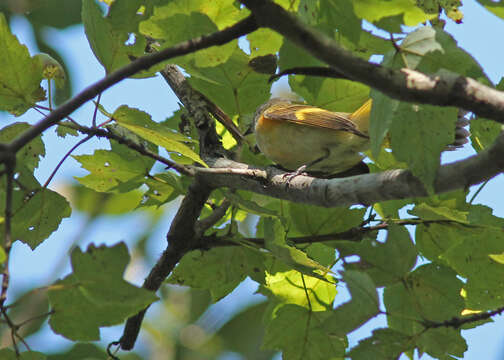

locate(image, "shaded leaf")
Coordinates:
0 123 45 171
389 102 457 193
8 187 71 250
0 349 46 360
74 141 155 192
347 225 417 286
48 242 158 341
168 246 266 301
0 14 45 115
82 0 148 75
263 304 346 359
348 328 413 360
321 271 379 335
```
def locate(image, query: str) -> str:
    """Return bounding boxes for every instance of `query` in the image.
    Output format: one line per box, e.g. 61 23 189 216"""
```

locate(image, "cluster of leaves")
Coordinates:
1 0 504 359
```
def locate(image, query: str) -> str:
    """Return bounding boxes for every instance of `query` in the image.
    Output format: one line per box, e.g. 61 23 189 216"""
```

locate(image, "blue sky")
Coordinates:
2 1 504 359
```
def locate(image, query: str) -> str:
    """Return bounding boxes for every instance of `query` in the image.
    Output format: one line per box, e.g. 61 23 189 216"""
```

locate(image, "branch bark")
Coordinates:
120 179 212 350
196 132 504 207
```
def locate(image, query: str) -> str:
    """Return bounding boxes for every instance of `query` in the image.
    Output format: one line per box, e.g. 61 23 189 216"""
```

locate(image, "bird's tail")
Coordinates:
349 99 470 149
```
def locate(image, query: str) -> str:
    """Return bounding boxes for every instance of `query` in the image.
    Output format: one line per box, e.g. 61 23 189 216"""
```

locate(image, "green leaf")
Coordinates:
46 343 106 360
55 121 79 138
440 227 504 310
141 172 183 208
263 304 346 359
247 29 283 56
470 78 504 152
140 12 237 68
0 123 46 171
4 289 49 340
48 242 158 341
187 48 271 117
279 38 323 71
352 0 435 26
287 203 365 236
471 116 502 152
216 302 276 360
263 217 333 278
0 186 72 250
389 102 457 193
348 328 413 360
0 13 45 116
112 105 205 166
347 225 417 286
319 0 361 44
289 77 370 113
0 245 5 264
71 185 143 215
74 141 155 192
477 0 504 19
321 271 379 335
415 222 464 261
467 204 504 228
261 269 336 311
410 202 468 223
141 0 248 30
226 191 279 217
417 327 467 359
369 90 399 158
82 0 148 75
398 27 487 80
384 263 464 335
0 349 46 360
167 246 266 301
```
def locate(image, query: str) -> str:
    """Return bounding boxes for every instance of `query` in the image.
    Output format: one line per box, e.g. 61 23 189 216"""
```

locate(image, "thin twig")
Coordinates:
1 154 15 309
61 123 195 176
34 105 80 126
424 305 504 329
43 134 94 188
92 93 102 128
194 199 231 237
469 179 490 204
197 218 465 249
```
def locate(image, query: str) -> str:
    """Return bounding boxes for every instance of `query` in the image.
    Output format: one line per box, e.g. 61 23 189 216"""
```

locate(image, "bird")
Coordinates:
253 98 469 176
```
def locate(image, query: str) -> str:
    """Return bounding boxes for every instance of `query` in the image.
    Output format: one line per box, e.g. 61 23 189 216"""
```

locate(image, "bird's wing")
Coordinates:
263 104 369 138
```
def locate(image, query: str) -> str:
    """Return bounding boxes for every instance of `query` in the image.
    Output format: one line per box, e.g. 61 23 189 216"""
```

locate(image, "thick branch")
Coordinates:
160 66 226 158
120 179 212 350
197 132 504 207
7 15 257 154
240 0 504 123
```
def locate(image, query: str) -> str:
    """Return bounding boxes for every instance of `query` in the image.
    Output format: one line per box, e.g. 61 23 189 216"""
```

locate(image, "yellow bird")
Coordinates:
253 99 468 175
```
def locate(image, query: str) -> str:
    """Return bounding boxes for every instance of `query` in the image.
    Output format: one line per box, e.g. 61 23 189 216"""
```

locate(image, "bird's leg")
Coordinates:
282 148 330 185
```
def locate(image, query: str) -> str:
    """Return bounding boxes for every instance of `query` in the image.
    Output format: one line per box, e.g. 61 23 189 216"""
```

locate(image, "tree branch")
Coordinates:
120 179 212 350
159 65 228 158
197 218 464 249
195 130 504 207
240 0 504 123
424 306 504 329
6 15 258 155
